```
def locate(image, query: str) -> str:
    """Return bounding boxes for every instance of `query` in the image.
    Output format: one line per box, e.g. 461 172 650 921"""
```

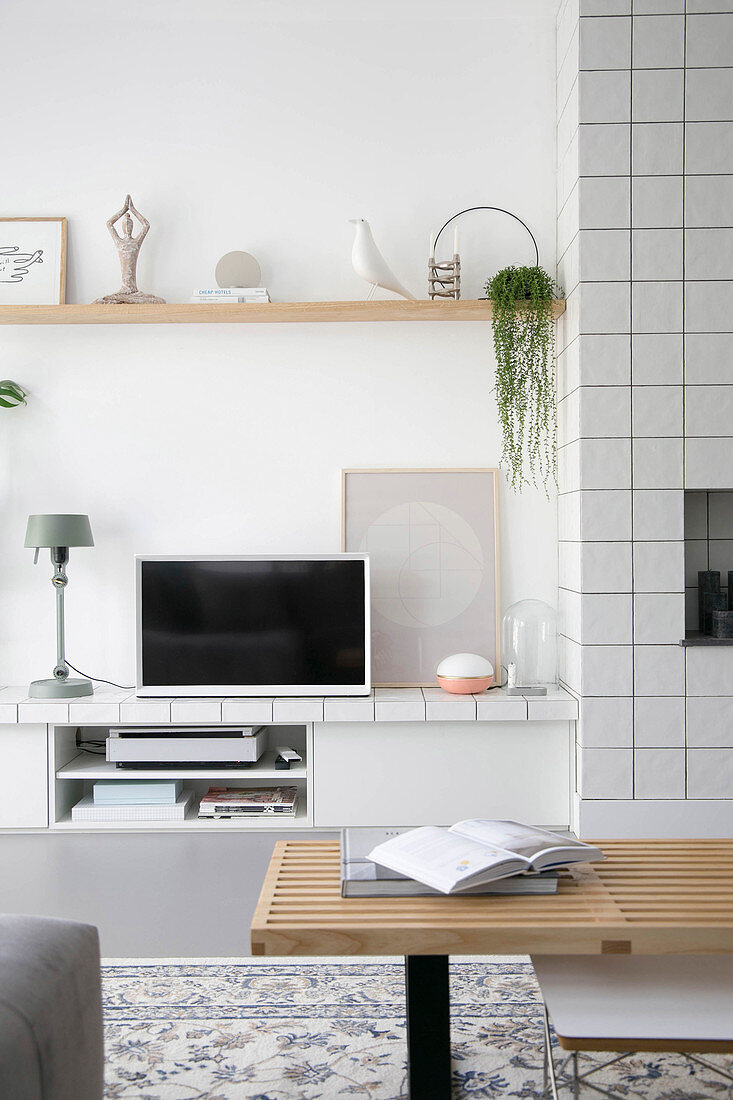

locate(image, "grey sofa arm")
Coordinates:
0 915 103 1100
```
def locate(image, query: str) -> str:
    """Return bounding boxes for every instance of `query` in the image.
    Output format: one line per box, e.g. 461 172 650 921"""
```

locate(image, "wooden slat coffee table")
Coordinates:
251 839 733 1098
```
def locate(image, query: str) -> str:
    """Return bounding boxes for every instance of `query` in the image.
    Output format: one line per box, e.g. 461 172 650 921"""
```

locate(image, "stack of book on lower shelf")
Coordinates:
341 820 603 898
198 786 298 819
71 779 193 822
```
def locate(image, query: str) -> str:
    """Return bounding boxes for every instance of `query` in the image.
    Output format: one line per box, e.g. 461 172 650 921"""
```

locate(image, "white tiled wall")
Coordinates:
556 0 733 831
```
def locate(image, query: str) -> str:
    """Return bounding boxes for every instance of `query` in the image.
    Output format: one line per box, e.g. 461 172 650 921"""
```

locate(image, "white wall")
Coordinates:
1 0 558 685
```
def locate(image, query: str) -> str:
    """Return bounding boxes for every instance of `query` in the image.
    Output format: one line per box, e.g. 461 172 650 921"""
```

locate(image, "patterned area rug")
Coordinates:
102 958 733 1099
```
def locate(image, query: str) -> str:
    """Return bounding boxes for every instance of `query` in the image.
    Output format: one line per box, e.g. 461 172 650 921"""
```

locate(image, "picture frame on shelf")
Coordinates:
0 217 67 305
342 468 500 686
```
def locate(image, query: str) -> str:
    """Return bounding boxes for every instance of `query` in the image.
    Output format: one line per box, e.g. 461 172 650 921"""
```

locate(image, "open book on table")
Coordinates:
367 819 603 896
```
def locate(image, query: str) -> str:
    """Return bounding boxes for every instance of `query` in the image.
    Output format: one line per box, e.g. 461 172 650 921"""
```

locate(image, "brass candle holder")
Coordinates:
428 253 461 300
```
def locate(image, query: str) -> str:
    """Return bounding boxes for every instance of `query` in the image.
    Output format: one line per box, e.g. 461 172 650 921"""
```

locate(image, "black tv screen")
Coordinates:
136 556 370 696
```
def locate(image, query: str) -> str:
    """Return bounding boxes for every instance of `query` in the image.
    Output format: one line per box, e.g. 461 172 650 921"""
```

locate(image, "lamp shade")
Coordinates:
24 514 94 549
501 599 558 688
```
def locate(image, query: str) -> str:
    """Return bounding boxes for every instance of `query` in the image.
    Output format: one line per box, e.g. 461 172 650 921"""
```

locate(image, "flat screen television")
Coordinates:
135 555 370 697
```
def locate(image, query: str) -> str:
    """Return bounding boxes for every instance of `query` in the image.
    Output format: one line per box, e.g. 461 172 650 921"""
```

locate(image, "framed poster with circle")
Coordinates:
342 468 500 686
0 217 67 304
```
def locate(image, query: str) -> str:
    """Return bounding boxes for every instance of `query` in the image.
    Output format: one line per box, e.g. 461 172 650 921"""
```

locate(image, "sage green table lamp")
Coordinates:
25 514 94 698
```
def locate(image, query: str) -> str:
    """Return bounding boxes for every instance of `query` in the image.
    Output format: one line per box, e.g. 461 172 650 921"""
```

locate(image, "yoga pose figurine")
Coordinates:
95 194 165 304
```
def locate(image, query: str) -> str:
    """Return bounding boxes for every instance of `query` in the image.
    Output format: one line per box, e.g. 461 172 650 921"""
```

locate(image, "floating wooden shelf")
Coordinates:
0 299 566 325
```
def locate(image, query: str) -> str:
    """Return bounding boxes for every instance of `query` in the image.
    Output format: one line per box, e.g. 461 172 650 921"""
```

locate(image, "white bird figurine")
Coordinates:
349 218 415 300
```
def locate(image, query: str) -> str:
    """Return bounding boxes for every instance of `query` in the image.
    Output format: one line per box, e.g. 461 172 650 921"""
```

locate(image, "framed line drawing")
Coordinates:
342 468 500 686
0 218 67 304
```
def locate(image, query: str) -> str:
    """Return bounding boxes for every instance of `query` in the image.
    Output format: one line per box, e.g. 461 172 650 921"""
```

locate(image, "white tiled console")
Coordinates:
0 686 578 727
0 687 577 835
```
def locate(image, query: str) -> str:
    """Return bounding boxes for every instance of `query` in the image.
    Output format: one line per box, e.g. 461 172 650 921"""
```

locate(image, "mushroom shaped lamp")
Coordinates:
436 652 494 694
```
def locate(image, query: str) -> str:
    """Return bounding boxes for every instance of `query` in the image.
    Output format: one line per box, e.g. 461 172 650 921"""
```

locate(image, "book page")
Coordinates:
451 819 601 868
368 826 523 894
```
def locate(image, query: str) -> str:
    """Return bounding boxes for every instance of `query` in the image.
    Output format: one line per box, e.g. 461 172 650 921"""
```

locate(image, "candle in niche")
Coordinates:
698 571 721 633
712 609 733 639
704 591 727 635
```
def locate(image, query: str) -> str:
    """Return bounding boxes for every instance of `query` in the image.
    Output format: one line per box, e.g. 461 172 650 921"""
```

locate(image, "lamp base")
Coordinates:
29 678 93 699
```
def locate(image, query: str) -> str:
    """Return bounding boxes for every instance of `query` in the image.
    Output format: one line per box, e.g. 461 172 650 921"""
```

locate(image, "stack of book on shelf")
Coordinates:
198 786 298 819
341 820 603 898
190 287 271 303
71 779 193 823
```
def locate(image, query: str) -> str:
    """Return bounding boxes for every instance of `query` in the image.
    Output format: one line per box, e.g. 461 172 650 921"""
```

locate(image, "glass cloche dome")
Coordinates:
501 599 558 693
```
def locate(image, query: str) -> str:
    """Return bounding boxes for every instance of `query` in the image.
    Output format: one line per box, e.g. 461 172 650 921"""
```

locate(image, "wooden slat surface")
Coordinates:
250 840 733 956
0 299 566 326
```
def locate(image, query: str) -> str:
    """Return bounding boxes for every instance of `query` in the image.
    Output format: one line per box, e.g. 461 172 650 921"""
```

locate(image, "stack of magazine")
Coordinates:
341 820 603 897
198 786 298 819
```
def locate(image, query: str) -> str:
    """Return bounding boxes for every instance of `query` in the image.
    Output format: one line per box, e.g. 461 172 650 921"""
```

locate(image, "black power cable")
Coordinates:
65 660 134 691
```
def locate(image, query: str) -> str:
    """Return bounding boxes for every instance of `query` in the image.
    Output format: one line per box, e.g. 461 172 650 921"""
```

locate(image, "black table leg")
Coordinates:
404 954 452 1099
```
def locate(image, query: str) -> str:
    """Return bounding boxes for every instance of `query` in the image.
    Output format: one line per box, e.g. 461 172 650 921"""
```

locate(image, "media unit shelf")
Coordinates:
52 804 311 832
48 722 311 832
0 300 566 326
56 750 307 782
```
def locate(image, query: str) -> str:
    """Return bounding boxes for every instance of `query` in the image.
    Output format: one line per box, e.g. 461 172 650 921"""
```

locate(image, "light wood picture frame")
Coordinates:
342 468 501 686
0 217 67 304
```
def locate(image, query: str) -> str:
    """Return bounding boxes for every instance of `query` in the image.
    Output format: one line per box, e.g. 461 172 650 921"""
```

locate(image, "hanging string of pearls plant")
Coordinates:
486 264 560 495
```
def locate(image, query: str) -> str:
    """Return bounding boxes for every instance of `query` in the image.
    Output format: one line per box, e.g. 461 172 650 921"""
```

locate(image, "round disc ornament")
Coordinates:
215 251 262 288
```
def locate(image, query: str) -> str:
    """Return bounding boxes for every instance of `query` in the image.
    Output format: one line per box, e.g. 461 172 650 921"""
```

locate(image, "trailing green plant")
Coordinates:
0 380 26 409
485 265 558 494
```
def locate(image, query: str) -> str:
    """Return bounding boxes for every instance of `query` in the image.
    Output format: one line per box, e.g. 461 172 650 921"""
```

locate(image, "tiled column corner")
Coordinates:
581 490 632 541
578 696 633 747
581 644 633 696
579 438 631 490
577 745 633 798
558 0 580 77
560 0 733 823
559 540 582 593
581 542 632 592
582 593 633 644
578 334 631 387
559 636 582 695
558 388 580 449
579 386 631 438
682 11 733 787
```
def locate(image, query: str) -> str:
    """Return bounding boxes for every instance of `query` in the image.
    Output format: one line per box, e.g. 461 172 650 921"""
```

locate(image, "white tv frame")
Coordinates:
135 554 371 698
